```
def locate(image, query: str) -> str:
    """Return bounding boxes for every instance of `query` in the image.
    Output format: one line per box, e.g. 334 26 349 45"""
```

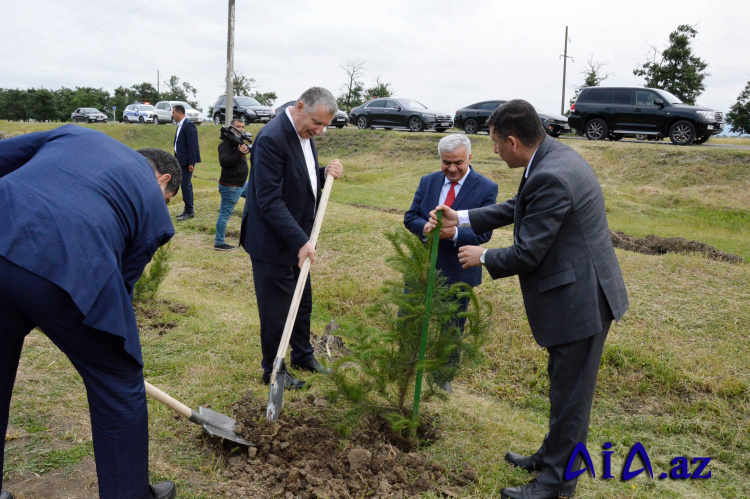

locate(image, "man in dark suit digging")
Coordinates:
428 100 629 499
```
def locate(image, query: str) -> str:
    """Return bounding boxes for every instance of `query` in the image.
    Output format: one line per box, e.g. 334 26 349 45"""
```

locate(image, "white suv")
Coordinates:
153 101 202 125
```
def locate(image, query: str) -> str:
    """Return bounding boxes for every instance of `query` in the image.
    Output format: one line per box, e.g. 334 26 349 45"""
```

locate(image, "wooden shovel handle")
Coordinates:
144 380 192 419
272 174 335 366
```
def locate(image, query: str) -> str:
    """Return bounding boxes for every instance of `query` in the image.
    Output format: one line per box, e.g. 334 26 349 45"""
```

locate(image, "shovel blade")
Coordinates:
197 406 252 446
266 371 286 421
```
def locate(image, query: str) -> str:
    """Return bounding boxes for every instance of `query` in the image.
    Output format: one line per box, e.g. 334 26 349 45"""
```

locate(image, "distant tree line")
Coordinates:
0 75 201 122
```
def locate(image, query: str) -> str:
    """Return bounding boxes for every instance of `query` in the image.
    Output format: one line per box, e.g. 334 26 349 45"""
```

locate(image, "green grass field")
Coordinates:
2 121 749 498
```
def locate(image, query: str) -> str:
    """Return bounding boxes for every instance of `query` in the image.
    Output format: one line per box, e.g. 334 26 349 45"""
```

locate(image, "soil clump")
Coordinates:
610 230 744 264
201 392 474 498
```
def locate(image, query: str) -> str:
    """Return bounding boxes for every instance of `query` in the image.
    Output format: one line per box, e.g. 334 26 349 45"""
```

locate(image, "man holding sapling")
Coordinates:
404 134 498 392
427 100 629 499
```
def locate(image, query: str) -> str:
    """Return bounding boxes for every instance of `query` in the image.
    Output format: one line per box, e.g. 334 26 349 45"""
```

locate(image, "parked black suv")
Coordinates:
569 87 725 145
212 96 272 125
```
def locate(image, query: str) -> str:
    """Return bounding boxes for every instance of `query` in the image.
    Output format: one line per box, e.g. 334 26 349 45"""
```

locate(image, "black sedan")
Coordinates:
70 107 108 123
349 98 453 132
455 100 570 137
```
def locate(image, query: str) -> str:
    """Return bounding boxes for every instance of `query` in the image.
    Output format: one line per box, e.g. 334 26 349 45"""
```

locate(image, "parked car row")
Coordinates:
454 100 570 137
212 96 272 125
568 86 725 145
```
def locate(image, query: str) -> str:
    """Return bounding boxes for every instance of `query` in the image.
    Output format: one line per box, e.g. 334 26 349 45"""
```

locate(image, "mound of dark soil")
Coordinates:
202 392 474 498
610 230 744 264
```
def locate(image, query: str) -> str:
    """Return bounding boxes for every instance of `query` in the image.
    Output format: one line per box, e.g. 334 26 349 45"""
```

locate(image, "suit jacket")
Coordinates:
404 168 498 287
0 125 174 364
240 112 326 266
469 135 628 347
174 118 201 167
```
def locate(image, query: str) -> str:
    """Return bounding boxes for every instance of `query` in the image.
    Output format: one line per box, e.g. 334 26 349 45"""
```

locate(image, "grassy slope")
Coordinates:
1 122 749 498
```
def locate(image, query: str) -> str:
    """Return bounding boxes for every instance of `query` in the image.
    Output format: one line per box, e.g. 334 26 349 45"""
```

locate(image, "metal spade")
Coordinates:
145 381 252 447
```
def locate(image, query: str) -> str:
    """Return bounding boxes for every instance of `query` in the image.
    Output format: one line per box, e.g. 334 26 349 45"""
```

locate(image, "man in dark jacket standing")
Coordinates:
215 119 250 250
429 100 629 499
0 125 181 499
404 134 498 392
172 104 201 221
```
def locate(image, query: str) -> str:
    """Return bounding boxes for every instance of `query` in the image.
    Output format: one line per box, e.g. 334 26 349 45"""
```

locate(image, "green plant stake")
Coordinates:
412 210 442 429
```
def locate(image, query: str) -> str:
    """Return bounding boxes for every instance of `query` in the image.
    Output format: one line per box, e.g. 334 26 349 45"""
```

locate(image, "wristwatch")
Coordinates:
480 249 488 265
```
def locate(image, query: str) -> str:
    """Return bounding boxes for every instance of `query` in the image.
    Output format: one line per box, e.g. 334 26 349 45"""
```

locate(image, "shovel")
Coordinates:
144 380 252 447
267 173 335 421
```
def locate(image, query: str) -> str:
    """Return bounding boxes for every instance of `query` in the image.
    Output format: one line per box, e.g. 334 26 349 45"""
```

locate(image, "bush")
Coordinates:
133 243 172 302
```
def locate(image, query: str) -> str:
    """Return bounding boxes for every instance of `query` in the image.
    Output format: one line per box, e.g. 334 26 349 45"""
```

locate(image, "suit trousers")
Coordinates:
530 322 610 494
180 165 194 214
250 256 315 375
0 257 152 499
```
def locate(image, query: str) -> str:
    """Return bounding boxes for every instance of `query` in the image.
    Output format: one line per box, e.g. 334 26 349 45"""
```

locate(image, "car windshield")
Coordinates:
399 99 428 110
652 89 683 104
235 97 262 107
173 102 195 111
138 105 155 111
83 108 100 113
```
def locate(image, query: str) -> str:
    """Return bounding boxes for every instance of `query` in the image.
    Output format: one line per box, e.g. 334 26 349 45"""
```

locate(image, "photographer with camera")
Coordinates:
214 119 251 251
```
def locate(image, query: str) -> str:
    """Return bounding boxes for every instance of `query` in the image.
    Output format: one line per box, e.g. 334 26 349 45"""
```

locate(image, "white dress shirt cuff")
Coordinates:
457 210 471 227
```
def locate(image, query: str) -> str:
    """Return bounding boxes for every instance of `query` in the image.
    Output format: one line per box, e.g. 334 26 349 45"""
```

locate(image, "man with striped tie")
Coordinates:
403 134 498 392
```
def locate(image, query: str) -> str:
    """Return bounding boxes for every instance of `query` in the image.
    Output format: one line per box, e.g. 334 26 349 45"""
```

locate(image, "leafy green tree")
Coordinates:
337 59 366 112
110 86 132 122
633 24 709 105
726 80 750 135
0 88 29 121
327 228 491 436
129 82 160 105
365 76 394 100
251 91 277 107
161 75 200 110
231 73 255 95
25 88 57 122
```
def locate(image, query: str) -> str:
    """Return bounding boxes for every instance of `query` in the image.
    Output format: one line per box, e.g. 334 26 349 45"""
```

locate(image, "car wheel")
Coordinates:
139 116 144 124
463 119 478 135
635 134 648 140
584 118 608 140
356 116 368 129
669 120 696 145
153 116 160 125
214 114 222 125
239 114 249 125
550 132 561 138
409 117 424 132
694 134 710 145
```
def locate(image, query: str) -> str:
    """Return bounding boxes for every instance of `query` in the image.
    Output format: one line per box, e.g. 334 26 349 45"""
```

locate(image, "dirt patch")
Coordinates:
201 392 474 498
134 300 189 335
348 202 405 215
3 456 99 498
610 230 744 264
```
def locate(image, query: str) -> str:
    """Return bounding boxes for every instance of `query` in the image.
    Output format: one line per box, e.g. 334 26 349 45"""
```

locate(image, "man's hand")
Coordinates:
425 205 458 233
298 241 316 268
188 164 195 172
325 159 343 179
239 144 250 155
458 245 484 268
439 226 457 240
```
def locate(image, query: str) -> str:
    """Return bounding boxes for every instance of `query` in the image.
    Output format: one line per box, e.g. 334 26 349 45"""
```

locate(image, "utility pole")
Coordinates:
560 26 573 115
225 0 235 125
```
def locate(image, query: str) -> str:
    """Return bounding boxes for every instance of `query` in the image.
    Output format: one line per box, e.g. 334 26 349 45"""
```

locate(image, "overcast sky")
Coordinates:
2 0 750 119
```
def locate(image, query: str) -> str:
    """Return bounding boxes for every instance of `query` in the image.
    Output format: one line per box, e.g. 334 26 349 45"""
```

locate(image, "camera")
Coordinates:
220 125 253 151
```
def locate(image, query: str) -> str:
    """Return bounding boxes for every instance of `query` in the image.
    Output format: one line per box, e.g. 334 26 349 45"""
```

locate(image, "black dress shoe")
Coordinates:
150 480 176 499
262 370 307 390
1 490 16 499
176 212 194 221
501 479 567 499
505 451 544 472
291 357 331 375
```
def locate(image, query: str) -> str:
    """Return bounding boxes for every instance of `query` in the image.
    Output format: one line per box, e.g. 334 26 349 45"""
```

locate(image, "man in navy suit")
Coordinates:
172 104 201 221
430 100 628 499
0 125 180 499
240 87 343 389
404 134 498 392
